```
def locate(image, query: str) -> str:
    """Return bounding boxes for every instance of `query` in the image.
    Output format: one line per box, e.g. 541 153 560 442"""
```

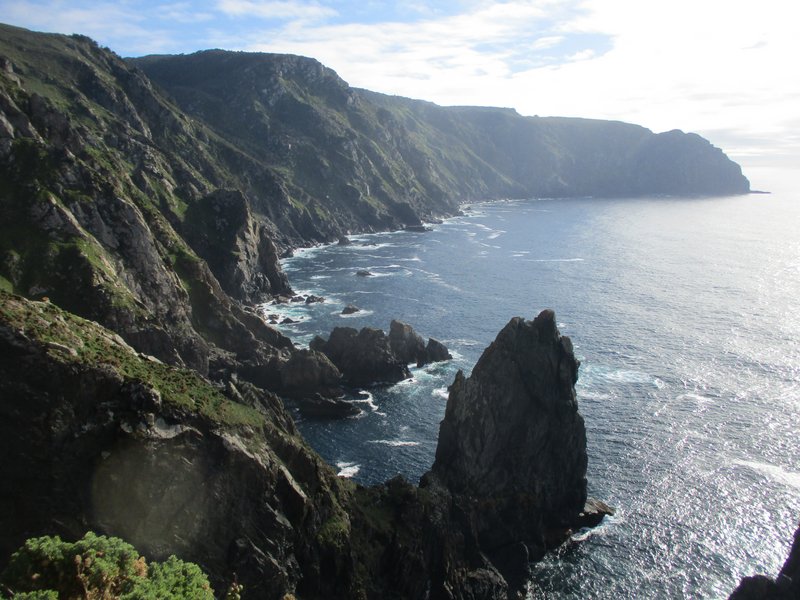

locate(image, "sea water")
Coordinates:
269 168 800 598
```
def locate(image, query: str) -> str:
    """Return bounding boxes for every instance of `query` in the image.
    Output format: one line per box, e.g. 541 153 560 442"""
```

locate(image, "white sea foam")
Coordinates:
735 460 800 489
336 309 374 318
336 462 361 478
368 440 420 447
523 257 585 263
433 387 449 400
354 390 378 411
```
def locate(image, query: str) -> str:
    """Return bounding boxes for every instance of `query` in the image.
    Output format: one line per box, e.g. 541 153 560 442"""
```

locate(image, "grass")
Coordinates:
0 291 264 428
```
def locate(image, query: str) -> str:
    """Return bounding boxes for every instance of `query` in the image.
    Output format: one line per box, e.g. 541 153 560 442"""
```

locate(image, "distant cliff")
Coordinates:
132 49 750 228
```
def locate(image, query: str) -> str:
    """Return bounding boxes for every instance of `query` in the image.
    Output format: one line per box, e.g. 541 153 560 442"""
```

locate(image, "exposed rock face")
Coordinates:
729 523 800 599
183 189 291 303
0 293 355 600
389 319 452 367
425 337 452 363
388 319 427 365
422 309 594 589
310 327 410 386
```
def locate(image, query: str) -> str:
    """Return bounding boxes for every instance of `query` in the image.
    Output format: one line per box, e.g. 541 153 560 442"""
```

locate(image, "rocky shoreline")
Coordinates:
0 22 784 600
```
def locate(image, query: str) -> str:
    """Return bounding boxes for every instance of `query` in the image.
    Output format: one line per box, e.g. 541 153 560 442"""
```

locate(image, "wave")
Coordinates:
368 440 421 447
735 459 800 489
336 309 375 319
522 257 585 263
433 387 449 400
336 462 360 478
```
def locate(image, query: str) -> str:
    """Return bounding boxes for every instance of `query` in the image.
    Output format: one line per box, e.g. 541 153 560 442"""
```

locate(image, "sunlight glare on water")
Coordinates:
273 177 800 598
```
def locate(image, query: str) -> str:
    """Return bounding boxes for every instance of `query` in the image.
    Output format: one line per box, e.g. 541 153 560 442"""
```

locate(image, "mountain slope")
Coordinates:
133 49 750 208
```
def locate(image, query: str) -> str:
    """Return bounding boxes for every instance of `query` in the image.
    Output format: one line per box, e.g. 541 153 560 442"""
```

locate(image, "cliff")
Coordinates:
0 21 758 599
0 292 355 598
132 50 750 219
1 292 606 598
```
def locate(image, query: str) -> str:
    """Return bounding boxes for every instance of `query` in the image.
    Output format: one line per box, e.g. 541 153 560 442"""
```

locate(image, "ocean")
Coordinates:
267 167 800 598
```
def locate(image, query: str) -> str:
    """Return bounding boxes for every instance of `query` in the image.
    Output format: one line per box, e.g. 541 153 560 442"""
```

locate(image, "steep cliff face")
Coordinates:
418 309 595 594
0 292 355 600
0 24 323 398
134 51 750 207
1 294 607 599
430 310 587 519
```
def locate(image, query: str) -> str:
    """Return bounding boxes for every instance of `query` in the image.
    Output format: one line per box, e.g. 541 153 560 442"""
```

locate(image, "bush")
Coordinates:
1 532 214 599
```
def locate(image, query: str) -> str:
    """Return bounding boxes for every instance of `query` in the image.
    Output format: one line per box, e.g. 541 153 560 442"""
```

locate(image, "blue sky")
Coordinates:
1 1 798 182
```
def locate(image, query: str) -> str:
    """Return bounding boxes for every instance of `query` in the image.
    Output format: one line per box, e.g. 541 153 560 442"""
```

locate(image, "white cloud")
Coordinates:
216 0 337 21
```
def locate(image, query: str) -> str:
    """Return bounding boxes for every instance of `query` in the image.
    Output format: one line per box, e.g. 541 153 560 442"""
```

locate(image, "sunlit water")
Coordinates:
268 171 800 598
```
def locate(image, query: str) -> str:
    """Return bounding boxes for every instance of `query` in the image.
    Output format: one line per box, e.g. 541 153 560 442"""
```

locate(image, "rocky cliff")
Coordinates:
0 21 759 600
133 50 751 218
729 523 800 599
0 292 356 599
1 292 607 599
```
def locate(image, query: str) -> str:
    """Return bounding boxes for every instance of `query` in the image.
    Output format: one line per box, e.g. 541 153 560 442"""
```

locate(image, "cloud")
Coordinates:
216 0 337 21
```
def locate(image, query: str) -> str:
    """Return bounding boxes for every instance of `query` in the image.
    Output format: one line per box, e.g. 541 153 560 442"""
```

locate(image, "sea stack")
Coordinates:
422 309 603 590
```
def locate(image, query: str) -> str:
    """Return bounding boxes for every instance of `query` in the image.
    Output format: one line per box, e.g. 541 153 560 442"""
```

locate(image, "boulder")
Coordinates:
310 327 410 386
355 270 373 277
341 304 360 315
305 295 325 304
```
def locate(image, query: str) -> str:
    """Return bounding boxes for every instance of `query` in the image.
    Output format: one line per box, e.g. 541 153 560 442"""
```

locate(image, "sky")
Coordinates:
1 0 798 184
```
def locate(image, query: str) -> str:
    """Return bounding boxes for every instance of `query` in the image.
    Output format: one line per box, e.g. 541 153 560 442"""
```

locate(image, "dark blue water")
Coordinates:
266 172 800 598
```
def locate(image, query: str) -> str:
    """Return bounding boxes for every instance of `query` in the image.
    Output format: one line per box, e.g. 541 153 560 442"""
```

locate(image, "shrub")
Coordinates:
0 532 213 599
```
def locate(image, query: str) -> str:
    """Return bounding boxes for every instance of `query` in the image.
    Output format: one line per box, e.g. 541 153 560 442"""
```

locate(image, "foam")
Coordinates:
735 459 800 489
336 462 361 478
368 440 420 447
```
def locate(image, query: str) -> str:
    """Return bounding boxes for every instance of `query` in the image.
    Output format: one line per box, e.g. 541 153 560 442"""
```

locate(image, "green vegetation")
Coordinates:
0 532 214 599
0 291 264 428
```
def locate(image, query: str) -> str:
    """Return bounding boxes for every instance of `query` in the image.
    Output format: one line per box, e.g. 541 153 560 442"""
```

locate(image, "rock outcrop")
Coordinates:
0 292 355 600
389 319 452 366
420 309 606 592
183 189 291 303
344 310 610 599
311 326 411 386
310 321 452 387
729 523 800 599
